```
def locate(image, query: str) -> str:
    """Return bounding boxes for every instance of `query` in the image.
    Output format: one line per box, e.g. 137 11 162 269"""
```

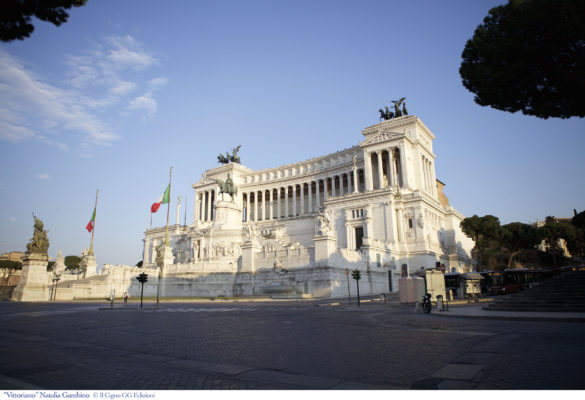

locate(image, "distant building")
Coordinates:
0 251 24 263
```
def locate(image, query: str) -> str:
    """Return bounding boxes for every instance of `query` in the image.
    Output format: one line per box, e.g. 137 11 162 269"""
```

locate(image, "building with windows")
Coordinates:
142 115 474 298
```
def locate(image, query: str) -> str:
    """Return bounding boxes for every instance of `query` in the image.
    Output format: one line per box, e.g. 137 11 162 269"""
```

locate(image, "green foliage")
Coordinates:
0 260 22 270
460 215 501 270
500 222 540 252
64 255 81 270
500 222 540 268
0 0 88 42
460 0 585 119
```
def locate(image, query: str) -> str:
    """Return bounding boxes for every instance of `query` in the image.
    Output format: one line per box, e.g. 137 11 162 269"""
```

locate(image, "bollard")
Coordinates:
436 295 443 311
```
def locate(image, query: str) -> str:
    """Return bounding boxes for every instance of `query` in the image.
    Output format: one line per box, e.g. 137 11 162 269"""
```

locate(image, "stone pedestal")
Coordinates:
241 240 262 273
81 253 97 278
158 245 174 272
213 201 242 230
314 235 337 266
12 253 49 301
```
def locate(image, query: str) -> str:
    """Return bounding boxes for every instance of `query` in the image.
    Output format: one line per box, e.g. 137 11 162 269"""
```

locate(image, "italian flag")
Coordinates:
86 208 96 233
151 184 170 213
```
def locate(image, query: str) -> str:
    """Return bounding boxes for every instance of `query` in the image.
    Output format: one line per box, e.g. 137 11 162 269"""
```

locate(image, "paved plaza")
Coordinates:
0 298 584 390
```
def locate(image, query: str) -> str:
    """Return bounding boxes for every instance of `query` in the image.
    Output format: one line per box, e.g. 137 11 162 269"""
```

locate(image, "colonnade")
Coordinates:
364 146 404 190
241 169 364 222
420 155 437 197
194 189 216 222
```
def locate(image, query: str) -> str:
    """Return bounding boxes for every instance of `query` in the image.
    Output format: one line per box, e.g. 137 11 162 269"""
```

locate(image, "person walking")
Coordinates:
124 291 128 304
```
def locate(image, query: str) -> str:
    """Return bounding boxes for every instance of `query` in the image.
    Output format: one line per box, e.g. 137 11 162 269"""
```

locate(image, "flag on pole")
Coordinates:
151 185 170 213
86 208 96 233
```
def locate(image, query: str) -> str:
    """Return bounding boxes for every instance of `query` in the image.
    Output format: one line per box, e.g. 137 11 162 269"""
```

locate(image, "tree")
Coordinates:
135 260 143 268
460 215 501 270
0 0 87 42
500 222 540 269
460 0 585 119
0 260 22 285
64 255 81 270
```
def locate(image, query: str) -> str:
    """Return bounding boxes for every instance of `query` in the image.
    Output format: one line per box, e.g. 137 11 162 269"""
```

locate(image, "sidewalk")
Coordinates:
430 304 585 322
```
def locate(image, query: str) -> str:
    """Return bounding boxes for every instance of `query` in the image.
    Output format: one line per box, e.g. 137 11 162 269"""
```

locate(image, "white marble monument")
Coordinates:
140 115 475 298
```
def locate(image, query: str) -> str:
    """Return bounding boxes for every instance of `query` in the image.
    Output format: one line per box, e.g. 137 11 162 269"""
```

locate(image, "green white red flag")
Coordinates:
86 208 96 233
151 184 170 213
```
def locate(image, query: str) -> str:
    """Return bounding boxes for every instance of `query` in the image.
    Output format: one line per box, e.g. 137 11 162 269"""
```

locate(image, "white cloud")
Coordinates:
0 35 163 153
129 92 157 117
106 35 156 70
36 173 50 180
149 77 168 88
109 80 136 95
10 217 16 222
0 49 119 147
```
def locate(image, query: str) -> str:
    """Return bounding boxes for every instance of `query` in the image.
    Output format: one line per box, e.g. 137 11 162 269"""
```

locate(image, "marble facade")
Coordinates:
142 116 475 298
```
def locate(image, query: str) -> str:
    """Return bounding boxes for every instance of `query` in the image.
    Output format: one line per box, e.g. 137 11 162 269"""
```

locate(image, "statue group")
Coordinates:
26 213 49 256
217 145 242 164
379 97 408 121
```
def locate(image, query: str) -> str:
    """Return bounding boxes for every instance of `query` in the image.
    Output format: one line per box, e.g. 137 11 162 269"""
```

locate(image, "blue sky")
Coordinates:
1 0 584 266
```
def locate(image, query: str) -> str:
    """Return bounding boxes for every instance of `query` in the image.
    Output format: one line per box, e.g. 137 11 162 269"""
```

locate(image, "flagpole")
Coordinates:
165 167 173 245
89 190 99 256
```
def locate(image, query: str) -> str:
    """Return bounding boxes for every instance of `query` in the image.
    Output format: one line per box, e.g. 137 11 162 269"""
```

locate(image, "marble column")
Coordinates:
308 181 313 213
300 184 305 215
352 167 358 193
285 186 289 217
262 190 266 221
332 176 336 197
253 191 258 222
364 151 373 191
206 190 212 222
277 188 281 219
193 192 198 224
376 151 384 189
315 180 320 209
292 185 297 216
388 148 394 187
269 189 274 220
399 143 408 188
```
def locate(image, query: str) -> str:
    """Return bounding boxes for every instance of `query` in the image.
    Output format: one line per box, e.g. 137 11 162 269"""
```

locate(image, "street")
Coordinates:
0 300 584 390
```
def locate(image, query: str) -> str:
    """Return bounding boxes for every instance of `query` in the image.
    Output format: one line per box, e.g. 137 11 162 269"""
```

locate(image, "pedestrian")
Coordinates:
124 291 128 304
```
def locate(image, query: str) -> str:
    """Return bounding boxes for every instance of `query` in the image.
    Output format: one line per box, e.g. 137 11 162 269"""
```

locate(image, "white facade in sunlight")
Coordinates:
141 115 474 298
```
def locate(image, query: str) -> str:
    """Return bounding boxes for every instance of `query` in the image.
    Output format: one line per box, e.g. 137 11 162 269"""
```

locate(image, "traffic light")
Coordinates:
351 269 361 281
136 273 148 283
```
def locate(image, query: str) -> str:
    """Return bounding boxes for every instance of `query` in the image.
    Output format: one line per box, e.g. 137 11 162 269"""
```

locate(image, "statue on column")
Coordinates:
316 209 333 236
26 213 49 256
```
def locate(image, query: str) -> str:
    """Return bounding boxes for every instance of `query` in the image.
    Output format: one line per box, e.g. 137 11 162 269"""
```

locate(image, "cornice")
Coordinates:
362 115 419 136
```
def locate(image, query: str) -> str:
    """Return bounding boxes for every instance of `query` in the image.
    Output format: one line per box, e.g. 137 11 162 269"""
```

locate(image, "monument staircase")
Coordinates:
483 270 585 312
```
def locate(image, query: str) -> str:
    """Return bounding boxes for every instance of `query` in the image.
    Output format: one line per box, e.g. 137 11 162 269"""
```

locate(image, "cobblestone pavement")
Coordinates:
0 300 584 390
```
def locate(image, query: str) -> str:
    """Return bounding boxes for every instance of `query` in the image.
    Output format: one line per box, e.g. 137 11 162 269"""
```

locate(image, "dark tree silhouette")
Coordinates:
460 0 585 119
0 0 87 42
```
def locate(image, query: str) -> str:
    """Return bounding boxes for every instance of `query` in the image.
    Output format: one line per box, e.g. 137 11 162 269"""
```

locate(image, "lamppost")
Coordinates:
51 273 62 301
